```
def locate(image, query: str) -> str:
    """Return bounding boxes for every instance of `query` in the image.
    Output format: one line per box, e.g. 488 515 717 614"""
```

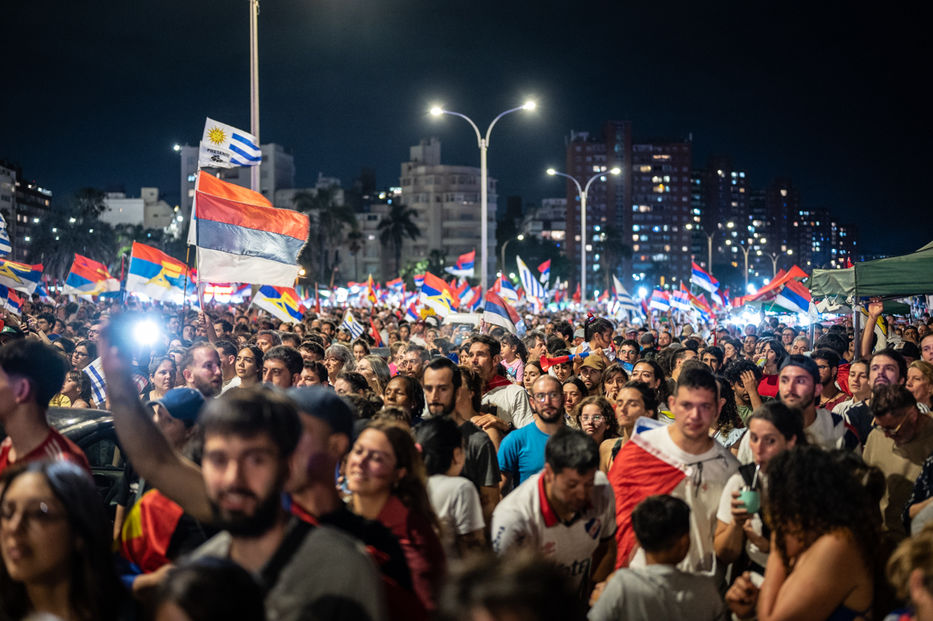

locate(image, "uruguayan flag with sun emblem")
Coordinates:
197 117 262 169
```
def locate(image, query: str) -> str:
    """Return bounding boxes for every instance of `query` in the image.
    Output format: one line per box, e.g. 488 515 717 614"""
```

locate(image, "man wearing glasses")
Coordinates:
863 385 933 541
498 375 567 492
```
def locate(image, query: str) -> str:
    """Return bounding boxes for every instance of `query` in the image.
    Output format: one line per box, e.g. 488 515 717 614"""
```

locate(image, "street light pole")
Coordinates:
547 167 621 303
500 234 525 276
248 0 260 193
430 101 536 295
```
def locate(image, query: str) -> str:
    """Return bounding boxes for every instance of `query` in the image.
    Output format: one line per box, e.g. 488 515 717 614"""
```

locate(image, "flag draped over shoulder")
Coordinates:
63 254 120 296
251 285 305 323
608 433 687 569
0 258 43 294
198 117 262 169
192 171 309 287
126 242 189 302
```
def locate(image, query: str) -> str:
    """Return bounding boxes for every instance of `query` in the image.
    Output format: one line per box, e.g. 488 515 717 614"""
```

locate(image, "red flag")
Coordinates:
369 318 384 347
314 285 321 314
609 434 687 569
537 259 551 273
572 283 581 303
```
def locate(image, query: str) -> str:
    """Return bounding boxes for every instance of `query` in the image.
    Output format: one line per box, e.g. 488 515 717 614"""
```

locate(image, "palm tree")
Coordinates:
378 202 420 277
346 228 364 282
294 188 359 282
30 191 117 280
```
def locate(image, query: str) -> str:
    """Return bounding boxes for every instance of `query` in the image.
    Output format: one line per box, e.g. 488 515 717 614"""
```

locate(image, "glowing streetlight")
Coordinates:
429 100 537 293
546 166 621 303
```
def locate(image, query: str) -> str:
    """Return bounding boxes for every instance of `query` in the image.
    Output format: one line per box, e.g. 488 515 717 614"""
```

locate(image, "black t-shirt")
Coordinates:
458 420 501 489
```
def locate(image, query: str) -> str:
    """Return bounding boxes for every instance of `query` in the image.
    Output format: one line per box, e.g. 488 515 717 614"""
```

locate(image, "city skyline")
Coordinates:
3 1 928 256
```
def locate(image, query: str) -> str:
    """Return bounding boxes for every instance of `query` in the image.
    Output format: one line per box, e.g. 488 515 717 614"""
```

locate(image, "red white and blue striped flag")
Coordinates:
191 171 309 286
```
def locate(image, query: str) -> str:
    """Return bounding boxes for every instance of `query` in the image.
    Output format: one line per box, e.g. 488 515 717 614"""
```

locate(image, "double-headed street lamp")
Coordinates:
765 248 793 277
429 101 536 294
546 166 621 303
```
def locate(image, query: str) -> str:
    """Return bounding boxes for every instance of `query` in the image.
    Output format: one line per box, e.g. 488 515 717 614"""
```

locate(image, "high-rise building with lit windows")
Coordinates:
626 140 692 287
561 122 630 295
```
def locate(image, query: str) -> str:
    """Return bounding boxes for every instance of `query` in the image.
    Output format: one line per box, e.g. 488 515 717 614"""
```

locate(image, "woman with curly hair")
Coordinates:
712 376 745 450
562 377 587 428
382 374 426 426
347 418 446 611
754 446 879 621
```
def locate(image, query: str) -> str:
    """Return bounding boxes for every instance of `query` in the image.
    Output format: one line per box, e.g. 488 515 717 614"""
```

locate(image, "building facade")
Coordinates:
399 138 497 281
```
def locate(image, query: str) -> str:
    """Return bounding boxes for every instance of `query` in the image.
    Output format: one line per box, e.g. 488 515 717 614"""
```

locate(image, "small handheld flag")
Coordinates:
198 117 262 169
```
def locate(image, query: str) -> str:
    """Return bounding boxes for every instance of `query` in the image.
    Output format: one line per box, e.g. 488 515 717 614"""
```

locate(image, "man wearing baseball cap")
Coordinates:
579 356 607 397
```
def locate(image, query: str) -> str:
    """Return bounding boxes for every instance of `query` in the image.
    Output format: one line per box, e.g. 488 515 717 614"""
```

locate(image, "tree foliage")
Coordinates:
294 188 360 283
378 202 420 278
29 189 116 280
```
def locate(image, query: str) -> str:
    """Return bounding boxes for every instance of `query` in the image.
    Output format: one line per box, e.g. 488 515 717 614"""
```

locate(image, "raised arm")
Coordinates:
100 332 213 522
859 298 883 360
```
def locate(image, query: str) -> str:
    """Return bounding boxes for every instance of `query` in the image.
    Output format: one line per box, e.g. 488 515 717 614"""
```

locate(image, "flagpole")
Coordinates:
249 0 260 193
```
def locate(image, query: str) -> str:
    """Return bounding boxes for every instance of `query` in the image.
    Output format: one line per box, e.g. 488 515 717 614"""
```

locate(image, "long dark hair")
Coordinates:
362 419 439 530
0 461 125 621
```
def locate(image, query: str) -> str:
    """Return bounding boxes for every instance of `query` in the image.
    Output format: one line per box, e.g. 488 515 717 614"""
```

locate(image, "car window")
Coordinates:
82 437 125 470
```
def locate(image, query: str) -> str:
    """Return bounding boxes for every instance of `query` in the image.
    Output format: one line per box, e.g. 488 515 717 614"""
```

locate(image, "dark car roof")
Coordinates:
46 407 113 445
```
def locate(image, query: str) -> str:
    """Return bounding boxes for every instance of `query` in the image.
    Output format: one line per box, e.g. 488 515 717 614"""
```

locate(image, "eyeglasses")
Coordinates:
533 391 562 402
871 409 914 435
0 501 65 530
580 415 605 423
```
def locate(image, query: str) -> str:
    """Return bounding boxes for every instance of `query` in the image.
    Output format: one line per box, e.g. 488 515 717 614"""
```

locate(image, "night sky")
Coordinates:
4 1 929 255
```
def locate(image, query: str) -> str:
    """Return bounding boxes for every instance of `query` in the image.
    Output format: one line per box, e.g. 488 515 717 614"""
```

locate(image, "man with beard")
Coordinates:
498 375 567 491
491 428 615 601
182 343 223 398
467 335 534 435
864 385 933 542
735 355 857 464
421 358 500 522
100 334 385 621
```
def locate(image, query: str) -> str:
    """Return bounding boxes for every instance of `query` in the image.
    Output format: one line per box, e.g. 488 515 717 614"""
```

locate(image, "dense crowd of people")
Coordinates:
1 294 933 620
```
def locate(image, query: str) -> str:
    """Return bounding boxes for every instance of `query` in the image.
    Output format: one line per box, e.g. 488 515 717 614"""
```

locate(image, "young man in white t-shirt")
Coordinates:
609 366 739 577
491 427 616 600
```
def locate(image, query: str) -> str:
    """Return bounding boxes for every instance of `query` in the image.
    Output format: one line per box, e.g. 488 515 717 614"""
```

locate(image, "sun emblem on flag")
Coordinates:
207 126 227 145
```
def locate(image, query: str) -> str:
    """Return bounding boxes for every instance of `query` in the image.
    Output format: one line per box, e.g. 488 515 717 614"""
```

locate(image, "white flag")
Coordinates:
198 117 262 169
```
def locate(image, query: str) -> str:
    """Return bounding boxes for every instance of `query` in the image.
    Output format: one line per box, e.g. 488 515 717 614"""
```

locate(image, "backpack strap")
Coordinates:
259 519 313 593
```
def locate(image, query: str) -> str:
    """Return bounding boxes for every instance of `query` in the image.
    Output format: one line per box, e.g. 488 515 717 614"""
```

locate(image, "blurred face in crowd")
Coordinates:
383 377 413 413
562 382 583 413
0 472 73 585
701 351 720 373
297 366 323 387
748 418 796 467
263 359 296 389
522 363 542 394
870 354 902 387
921 334 933 363
658 332 672 348
235 348 260 382
848 361 870 401
202 432 285 536
781 329 795 346
423 367 458 417
778 365 819 412
467 342 498 382
185 346 223 397
254 334 277 353
618 343 638 364
551 360 573 382
579 403 608 442
631 361 660 390
791 337 809 355
907 366 932 405
615 387 649 431
151 359 175 394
